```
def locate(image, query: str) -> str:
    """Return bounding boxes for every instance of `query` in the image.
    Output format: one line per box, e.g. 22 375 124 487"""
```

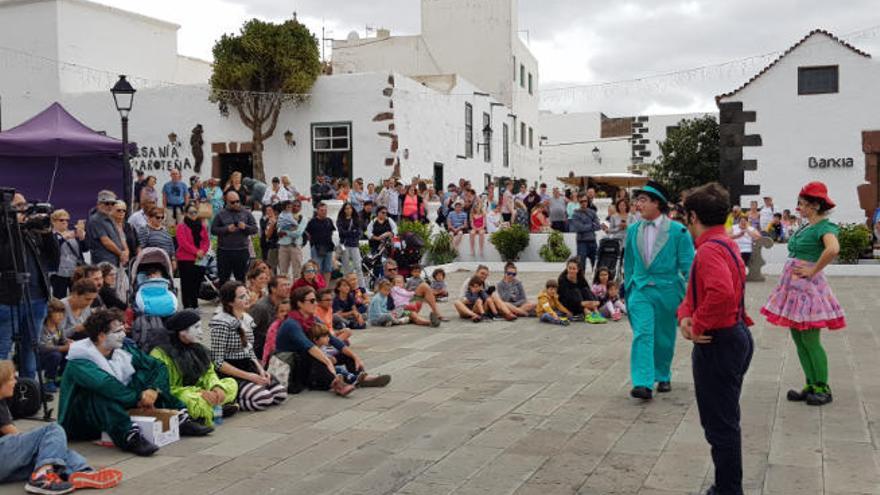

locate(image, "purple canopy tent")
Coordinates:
0 102 135 222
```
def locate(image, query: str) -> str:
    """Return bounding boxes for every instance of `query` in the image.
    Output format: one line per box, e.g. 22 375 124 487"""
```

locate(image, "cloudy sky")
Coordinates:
94 0 880 115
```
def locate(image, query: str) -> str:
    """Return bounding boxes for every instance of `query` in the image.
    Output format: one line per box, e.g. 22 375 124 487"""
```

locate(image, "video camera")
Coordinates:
0 187 53 232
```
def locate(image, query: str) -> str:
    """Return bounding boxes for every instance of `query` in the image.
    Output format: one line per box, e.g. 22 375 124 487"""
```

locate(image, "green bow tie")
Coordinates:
644 220 655 227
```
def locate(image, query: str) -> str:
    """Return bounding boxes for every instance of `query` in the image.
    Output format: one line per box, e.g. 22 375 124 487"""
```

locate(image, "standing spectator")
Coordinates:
204 178 224 222
140 175 158 205
730 215 761 267
128 197 154 233
515 183 528 202
277 200 306 280
400 185 425 222
111 201 137 295
176 205 210 309
366 206 397 254
259 205 280 273
136 207 176 267
188 176 207 204
547 187 568 232
50 209 87 298
360 201 375 227
349 178 367 213
223 172 248 207
96 263 127 311
586 188 599 212
280 175 309 202
305 202 336 283
446 202 469 252
310 176 335 203
500 181 515 223
162 169 189 227
248 275 290 361
133 169 146 211
538 183 550 202
262 177 291 206
569 194 602 270
337 203 365 289
513 200 529 230
381 180 401 220
605 199 631 241
565 190 578 220
524 187 542 213
336 180 351 202
747 200 761 230
759 196 776 231
211 191 258 284
86 191 127 267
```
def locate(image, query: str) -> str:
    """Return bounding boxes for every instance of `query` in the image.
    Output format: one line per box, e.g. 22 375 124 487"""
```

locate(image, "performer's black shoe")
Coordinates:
806 392 833 406
657 382 672 393
630 386 653 400
786 388 809 402
702 486 717 495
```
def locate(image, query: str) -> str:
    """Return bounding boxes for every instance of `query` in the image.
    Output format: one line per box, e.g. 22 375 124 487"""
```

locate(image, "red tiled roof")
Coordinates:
716 29 871 102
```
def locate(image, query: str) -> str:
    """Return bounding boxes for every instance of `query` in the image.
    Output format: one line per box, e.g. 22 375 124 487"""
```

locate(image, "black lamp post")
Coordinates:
111 75 136 207
592 146 602 165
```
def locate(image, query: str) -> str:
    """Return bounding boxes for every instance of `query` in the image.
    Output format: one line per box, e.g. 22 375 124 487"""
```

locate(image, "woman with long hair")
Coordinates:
557 258 605 323
469 200 487 258
224 171 247 206
50 209 86 298
140 175 159 204
176 204 210 309
760 182 845 406
400 185 425 222
209 282 287 411
337 202 366 289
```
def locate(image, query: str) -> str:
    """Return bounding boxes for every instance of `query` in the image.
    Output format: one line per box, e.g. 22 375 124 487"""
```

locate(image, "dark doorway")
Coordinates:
219 153 253 186
433 163 444 190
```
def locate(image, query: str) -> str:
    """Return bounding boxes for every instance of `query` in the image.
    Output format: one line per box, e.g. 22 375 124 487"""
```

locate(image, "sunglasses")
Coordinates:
115 208 127 213
153 215 165 220
386 267 397 271
303 268 317 274
304 297 317 303
186 210 198 216
56 218 70 222
229 200 241 205
505 272 517 276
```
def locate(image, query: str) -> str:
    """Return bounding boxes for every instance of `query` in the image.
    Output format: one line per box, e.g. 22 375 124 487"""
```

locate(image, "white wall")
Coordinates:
720 33 879 222
638 112 715 163
332 35 440 76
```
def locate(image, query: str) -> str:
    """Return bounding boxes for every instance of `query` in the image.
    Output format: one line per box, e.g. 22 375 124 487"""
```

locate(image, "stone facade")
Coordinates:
718 101 761 205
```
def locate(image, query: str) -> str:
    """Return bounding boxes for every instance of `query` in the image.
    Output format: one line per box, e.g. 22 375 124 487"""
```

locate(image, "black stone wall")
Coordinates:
718 101 761 204
631 116 651 165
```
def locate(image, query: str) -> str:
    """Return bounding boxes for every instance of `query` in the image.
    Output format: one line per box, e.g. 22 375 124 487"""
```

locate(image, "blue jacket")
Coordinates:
568 207 601 242
623 216 694 297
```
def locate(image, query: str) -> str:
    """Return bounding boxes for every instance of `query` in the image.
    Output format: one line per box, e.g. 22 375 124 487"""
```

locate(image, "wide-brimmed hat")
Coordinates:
799 181 835 208
633 180 670 205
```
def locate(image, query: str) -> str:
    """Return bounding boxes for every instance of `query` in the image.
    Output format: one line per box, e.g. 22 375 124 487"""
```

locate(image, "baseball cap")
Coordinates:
97 190 117 203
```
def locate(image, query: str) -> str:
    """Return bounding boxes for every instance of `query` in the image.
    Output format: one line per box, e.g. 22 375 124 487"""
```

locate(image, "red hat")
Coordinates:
799 181 835 208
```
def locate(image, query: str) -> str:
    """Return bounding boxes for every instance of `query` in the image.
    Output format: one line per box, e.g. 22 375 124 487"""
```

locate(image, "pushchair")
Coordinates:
596 237 624 282
197 253 220 303
362 239 390 291
127 247 178 352
392 231 426 278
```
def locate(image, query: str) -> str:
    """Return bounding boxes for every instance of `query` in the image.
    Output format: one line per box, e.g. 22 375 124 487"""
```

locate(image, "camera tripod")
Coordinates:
0 187 54 421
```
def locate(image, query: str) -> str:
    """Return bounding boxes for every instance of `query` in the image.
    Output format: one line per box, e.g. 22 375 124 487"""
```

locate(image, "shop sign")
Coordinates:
808 157 854 169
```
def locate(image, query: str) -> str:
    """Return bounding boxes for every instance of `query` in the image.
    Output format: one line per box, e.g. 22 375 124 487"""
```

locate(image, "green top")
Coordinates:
787 218 839 262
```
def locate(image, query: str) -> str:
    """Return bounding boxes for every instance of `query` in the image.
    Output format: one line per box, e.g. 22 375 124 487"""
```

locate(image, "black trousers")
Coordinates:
50 275 71 299
177 260 202 309
551 220 567 232
692 322 754 495
217 248 249 284
293 350 357 391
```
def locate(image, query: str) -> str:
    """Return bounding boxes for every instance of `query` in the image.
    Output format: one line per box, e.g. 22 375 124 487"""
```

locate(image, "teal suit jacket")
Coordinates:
623 216 695 299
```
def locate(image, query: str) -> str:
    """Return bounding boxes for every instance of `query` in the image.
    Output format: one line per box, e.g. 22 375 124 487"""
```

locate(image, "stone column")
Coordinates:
747 236 774 282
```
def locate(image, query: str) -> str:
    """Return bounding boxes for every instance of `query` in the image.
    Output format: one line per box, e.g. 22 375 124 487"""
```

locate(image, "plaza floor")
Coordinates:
4 271 880 495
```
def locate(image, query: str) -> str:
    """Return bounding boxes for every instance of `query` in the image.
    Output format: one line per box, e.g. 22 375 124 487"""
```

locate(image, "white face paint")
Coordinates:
103 330 125 351
182 323 203 344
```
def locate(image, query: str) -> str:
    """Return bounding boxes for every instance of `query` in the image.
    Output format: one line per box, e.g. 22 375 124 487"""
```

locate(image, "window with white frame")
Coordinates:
520 122 526 146
483 112 491 163
311 122 352 182
528 73 533 95
465 103 474 158
503 123 509 168
529 127 534 149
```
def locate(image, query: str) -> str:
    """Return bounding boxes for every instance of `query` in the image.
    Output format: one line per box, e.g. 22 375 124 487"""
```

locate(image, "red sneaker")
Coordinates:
69 468 123 490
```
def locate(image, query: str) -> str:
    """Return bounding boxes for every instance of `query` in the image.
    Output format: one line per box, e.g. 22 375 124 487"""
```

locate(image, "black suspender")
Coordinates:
689 239 747 324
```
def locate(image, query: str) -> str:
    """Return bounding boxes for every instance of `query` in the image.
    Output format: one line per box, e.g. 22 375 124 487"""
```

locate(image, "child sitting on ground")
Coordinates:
591 267 612 301
537 279 572 326
135 266 178 317
261 299 291 366
368 280 410 327
315 288 352 343
430 268 449 301
345 273 370 305
39 298 70 392
405 264 425 292
389 276 431 326
460 276 488 323
310 323 362 385
598 281 627 321
333 279 367 330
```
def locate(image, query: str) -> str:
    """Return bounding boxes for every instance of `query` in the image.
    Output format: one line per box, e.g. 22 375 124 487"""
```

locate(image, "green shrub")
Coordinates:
539 231 571 262
490 224 530 262
837 223 872 264
359 242 370 258
427 230 458 265
398 220 433 252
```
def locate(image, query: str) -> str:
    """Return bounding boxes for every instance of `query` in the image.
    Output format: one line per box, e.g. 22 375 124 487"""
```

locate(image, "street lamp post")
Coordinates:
111 75 136 208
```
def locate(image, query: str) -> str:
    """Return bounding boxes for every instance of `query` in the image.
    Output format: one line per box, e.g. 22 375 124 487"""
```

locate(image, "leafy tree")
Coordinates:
650 115 720 201
210 18 321 181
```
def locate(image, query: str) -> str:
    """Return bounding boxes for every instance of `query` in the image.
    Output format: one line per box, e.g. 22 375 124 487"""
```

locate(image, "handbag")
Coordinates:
266 352 296 389
198 202 213 220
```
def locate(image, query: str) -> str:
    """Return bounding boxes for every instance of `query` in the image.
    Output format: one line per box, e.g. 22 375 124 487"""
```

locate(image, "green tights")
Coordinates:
790 328 830 394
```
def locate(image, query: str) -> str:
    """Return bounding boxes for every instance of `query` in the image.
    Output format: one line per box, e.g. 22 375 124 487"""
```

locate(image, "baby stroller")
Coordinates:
198 253 220 303
392 231 425 278
596 237 624 282
362 239 390 291
127 247 178 352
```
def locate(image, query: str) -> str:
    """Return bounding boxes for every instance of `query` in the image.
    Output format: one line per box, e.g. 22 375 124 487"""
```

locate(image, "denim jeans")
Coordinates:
576 240 598 271
40 350 65 381
0 298 48 379
339 246 365 289
310 248 334 274
0 423 89 482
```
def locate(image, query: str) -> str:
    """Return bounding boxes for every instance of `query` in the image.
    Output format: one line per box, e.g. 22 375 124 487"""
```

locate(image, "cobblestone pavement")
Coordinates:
3 272 879 495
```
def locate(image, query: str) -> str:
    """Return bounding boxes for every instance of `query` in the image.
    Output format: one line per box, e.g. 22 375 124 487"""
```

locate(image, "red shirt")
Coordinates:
677 226 753 336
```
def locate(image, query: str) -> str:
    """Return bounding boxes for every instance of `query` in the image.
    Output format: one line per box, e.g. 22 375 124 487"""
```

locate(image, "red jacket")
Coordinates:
291 275 327 293
175 222 210 262
677 226 753 336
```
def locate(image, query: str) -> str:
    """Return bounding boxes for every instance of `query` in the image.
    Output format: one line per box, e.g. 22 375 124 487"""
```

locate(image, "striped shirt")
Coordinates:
209 311 258 368
137 226 175 259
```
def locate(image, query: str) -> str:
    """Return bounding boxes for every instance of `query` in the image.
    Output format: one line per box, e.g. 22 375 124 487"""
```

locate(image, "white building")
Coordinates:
538 110 714 187
0 0 520 198
332 0 541 184
717 30 880 224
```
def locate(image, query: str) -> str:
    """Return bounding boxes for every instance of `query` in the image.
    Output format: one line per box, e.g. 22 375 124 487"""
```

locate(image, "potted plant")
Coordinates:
837 223 872 264
539 231 571 262
427 230 458 265
398 220 433 253
489 224 530 262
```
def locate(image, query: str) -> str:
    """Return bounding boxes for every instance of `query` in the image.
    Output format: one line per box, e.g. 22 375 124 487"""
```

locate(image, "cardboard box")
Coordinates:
100 408 180 448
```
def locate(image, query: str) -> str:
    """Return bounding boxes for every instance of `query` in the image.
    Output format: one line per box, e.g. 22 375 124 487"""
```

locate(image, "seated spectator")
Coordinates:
537 279 572 326
344 272 370 306
292 260 327 292
97 262 127 311
557 259 606 324
446 201 469 251
315 288 353 341
71 265 105 309
389 277 432 326
39 299 70 393
276 287 390 394
248 275 291 363
60 279 98 340
0 361 123 493
513 199 530 230
309 324 361 385
459 276 489 323
531 203 551 233
333 279 366 330
58 309 212 457
599 281 627 321
245 266 270 306
134 268 178 318
495 262 536 317
368 280 408 327
454 265 516 321
209 282 287 412
405 264 426 292
261 299 291 367
150 310 239 427
430 268 448 301
382 260 445 324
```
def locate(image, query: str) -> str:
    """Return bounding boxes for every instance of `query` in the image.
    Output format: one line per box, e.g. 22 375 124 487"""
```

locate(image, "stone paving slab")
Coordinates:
2 273 879 495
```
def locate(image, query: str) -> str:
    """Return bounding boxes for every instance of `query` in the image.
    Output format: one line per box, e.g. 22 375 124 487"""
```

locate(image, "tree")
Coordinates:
210 18 321 181
650 115 720 201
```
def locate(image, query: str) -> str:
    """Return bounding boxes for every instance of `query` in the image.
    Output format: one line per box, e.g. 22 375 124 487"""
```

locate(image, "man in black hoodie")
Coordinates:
210 191 258 284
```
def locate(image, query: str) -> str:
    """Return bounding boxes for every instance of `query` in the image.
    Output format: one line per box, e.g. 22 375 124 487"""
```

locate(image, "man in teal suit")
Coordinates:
624 181 695 400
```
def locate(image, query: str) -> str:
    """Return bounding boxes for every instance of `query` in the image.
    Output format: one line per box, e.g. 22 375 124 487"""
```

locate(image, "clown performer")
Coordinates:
624 180 695 400
761 181 845 406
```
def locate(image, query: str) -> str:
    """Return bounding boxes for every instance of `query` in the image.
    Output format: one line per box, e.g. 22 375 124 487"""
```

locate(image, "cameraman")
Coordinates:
0 193 60 379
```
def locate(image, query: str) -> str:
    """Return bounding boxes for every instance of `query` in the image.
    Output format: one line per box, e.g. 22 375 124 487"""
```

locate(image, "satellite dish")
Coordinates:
347 31 360 41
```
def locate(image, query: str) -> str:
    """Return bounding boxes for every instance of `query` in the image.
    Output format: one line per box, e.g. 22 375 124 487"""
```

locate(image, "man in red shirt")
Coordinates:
678 183 754 495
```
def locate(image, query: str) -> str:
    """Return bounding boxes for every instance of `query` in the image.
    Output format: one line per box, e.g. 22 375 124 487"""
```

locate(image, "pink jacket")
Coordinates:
175 222 210 262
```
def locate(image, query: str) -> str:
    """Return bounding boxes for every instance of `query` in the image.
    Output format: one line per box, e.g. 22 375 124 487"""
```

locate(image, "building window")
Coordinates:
513 56 516 82
528 73 533 95
520 122 526 146
311 122 352 183
465 103 473 158
503 123 509 168
483 112 491 163
520 64 525 88
798 66 839 95
528 127 534 149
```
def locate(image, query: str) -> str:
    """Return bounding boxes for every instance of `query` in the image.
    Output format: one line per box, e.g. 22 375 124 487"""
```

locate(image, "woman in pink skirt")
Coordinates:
761 182 845 406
